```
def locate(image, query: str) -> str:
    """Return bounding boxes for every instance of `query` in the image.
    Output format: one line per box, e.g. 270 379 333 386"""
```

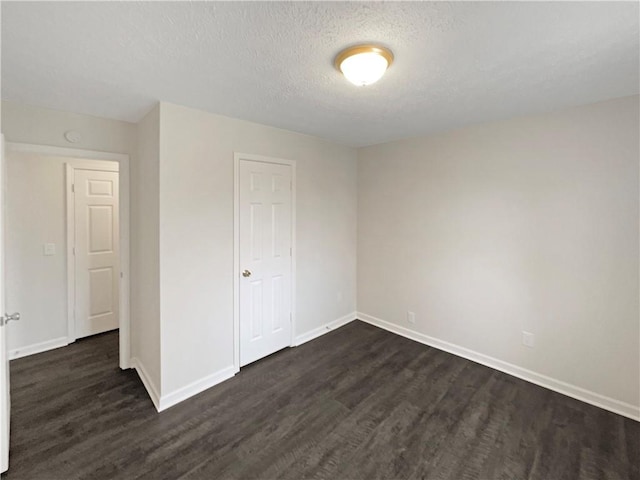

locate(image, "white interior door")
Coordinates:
73 169 120 340
0 134 12 473
239 159 292 366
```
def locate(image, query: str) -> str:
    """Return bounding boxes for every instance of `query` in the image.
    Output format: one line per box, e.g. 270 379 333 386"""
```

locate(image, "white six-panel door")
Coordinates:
73 169 120 339
239 160 292 366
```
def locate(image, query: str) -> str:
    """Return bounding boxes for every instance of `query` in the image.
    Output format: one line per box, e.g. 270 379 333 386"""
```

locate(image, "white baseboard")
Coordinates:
158 366 236 412
155 312 358 412
357 312 640 422
131 357 161 411
295 311 357 346
9 337 69 360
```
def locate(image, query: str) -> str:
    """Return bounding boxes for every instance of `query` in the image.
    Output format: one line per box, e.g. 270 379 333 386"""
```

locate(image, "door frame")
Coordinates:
66 161 120 343
5 142 131 370
233 152 296 372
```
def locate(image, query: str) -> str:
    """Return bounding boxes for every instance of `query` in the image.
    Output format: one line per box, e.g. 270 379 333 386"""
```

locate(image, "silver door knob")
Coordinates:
1 312 20 326
242 270 252 278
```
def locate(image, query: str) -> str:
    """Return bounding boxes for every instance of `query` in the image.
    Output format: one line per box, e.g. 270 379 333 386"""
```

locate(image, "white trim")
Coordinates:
294 312 357 346
157 366 236 412
357 312 640 422
5 143 128 163
7 142 131 369
65 165 74 345
233 157 240 371
131 357 161 411
233 153 297 372
65 159 119 172
9 337 69 360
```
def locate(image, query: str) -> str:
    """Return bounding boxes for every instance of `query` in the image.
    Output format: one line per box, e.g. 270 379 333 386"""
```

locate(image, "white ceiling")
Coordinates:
2 2 638 147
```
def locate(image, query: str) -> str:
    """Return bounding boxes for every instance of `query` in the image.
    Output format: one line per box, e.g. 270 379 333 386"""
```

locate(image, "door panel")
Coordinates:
89 268 113 316
239 160 292 366
272 274 284 333
74 169 119 339
250 280 264 340
250 204 262 261
88 206 113 253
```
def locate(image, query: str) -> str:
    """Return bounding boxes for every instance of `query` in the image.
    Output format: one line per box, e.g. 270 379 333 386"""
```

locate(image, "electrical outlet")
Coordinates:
522 331 535 348
407 311 416 324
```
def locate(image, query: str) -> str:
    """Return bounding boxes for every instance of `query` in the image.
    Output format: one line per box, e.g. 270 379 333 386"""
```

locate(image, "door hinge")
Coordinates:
71 184 75 193
72 246 76 255
290 312 292 323
290 247 292 256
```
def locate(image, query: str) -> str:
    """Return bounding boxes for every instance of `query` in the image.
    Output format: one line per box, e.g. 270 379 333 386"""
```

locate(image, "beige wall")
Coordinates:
1 102 136 356
3 96 638 417
0 99 358 407
158 102 358 395
357 95 640 411
1 101 135 153
4 153 70 352
131 105 161 392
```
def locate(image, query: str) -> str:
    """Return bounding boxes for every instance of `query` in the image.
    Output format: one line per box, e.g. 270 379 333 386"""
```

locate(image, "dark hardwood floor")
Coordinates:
4 321 639 480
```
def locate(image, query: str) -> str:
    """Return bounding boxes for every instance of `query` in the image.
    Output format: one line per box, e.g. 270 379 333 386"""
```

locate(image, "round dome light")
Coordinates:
334 45 394 86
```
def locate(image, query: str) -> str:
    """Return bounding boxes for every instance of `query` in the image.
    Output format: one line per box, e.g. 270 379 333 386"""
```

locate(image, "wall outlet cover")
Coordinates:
522 331 535 348
43 243 56 256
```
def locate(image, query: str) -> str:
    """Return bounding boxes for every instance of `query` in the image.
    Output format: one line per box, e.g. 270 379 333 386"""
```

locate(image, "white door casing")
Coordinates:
0 134 10 473
72 169 120 340
237 156 294 367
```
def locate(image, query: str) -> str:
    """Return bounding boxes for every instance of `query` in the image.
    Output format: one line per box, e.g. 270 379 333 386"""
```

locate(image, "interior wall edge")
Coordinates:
149 311 360 411
157 365 237 412
131 357 161 412
357 312 640 422
144 310 361 411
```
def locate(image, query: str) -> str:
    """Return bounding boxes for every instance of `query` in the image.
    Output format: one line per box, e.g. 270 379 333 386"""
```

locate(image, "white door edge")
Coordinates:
7 142 131 370
233 152 297 372
0 134 10 473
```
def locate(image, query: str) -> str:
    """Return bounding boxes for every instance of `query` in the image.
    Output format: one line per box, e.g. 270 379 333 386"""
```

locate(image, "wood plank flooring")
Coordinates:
5 321 639 479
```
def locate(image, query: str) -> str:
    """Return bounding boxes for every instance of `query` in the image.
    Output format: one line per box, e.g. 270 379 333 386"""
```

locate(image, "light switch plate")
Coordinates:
43 243 56 256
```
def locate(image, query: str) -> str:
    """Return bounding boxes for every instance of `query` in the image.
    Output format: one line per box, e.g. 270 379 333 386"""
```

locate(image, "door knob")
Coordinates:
242 270 252 278
1 312 20 326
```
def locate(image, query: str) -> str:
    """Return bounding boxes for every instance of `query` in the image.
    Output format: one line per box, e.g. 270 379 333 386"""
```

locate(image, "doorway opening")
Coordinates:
4 143 130 369
66 162 120 342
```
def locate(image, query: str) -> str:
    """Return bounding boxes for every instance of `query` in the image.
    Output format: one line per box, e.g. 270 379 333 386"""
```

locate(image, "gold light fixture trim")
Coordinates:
334 44 394 86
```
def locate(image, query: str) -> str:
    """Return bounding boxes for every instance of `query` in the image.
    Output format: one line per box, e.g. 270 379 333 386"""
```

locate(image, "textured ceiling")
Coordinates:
2 2 638 147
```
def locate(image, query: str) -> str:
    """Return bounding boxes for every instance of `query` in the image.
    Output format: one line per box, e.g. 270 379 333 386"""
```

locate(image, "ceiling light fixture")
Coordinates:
335 44 394 86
